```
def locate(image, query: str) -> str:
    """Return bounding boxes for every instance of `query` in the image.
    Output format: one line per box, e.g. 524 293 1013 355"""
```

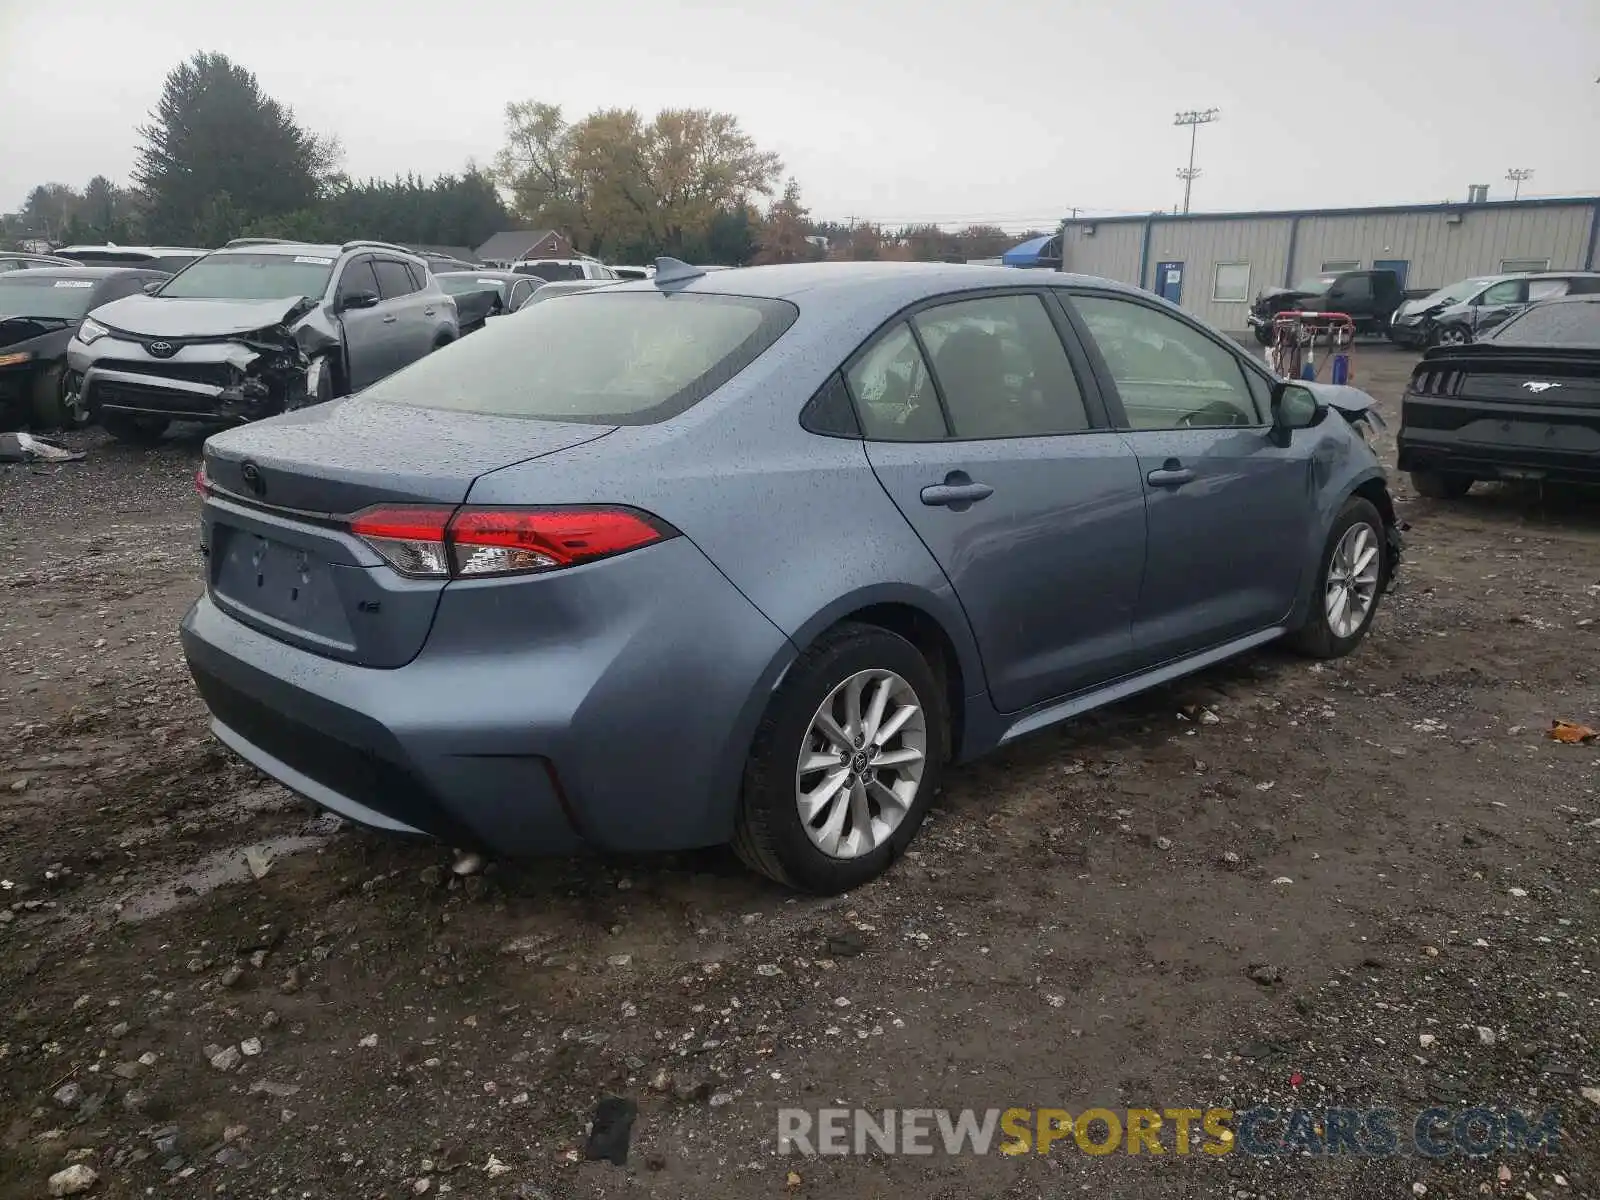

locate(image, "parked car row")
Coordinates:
0 235 628 434
1246 265 1600 351
1389 270 1600 347
179 258 1406 894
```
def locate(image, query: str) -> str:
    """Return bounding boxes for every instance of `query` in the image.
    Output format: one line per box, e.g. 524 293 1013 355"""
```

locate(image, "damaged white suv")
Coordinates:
64 238 460 442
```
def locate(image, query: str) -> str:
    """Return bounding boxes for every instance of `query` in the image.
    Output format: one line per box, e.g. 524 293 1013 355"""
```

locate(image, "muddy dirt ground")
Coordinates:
2 347 1597 1200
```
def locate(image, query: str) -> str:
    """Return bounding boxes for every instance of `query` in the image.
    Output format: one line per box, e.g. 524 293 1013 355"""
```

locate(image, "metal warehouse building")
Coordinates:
1058 195 1600 332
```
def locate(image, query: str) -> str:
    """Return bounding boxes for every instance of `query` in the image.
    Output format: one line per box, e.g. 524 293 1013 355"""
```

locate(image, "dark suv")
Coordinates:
65 239 459 441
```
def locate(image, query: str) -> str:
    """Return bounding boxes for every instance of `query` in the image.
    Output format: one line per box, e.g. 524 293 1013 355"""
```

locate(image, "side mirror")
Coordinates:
142 280 164 295
1271 382 1322 433
339 290 379 311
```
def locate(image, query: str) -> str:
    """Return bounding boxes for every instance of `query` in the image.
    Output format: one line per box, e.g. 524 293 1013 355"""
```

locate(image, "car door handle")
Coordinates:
1146 463 1195 487
920 472 994 508
382 314 398 324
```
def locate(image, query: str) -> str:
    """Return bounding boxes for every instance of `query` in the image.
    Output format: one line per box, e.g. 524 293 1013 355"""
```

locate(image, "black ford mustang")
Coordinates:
1397 294 1600 497
0 267 169 429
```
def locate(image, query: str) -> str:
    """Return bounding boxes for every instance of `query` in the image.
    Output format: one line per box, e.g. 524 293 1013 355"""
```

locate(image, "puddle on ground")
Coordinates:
116 828 335 923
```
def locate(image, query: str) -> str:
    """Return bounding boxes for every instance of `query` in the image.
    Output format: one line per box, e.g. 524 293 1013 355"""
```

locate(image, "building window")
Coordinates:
1212 262 1251 302
1321 259 1360 272
1500 258 1550 273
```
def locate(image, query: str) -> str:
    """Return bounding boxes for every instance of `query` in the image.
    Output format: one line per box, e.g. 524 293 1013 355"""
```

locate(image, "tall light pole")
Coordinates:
1174 108 1219 213
1505 168 1533 200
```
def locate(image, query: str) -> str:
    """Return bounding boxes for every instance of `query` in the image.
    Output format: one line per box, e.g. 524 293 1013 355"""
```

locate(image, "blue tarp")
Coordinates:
1002 234 1059 268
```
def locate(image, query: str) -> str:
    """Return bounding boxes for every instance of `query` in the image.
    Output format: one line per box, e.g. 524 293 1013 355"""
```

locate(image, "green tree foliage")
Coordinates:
493 101 782 263
240 170 509 250
19 184 84 243
754 179 822 265
133 51 338 243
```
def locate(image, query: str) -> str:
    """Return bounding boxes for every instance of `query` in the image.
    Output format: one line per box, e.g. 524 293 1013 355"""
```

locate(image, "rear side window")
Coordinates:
845 322 946 441
369 291 798 424
372 260 417 299
1488 301 1600 347
912 293 1090 438
406 262 428 291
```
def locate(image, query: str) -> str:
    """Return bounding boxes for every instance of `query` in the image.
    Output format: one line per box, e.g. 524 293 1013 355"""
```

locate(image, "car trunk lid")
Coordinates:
201 399 616 667
1404 346 1600 464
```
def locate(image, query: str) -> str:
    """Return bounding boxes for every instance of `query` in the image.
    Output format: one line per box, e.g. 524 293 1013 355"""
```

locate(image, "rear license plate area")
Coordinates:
212 525 356 648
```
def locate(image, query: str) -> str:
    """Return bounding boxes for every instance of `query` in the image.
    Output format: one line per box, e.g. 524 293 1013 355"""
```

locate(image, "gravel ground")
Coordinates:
2 347 1598 1199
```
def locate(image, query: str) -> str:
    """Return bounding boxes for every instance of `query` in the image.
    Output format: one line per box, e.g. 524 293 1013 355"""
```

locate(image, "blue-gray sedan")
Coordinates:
181 260 1402 894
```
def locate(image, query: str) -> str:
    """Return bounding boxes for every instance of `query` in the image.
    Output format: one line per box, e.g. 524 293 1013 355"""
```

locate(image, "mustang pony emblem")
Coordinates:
1521 381 1561 393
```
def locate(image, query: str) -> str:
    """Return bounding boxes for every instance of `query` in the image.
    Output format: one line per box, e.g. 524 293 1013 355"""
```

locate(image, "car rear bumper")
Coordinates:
1397 423 1600 484
179 537 797 856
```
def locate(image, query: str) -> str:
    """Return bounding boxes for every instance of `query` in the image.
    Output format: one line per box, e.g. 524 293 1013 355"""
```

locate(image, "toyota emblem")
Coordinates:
240 461 266 496
147 340 177 358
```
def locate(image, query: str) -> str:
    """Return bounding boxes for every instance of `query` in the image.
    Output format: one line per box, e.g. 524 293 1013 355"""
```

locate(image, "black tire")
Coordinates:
1432 325 1470 347
1410 469 1472 500
102 413 170 444
1252 323 1273 346
1287 496 1388 660
733 622 948 894
28 363 76 430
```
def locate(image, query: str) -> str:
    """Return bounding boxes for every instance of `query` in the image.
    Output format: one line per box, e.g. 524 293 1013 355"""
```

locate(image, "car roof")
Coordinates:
0 265 162 281
212 242 346 258
599 261 1139 308
51 245 207 255
436 269 521 280
1522 292 1600 306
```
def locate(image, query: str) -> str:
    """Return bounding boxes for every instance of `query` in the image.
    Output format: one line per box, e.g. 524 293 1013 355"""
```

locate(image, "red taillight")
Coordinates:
349 505 670 579
195 467 211 496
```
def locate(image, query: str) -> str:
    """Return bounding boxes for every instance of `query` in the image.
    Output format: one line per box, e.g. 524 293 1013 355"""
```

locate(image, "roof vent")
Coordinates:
1466 184 1489 204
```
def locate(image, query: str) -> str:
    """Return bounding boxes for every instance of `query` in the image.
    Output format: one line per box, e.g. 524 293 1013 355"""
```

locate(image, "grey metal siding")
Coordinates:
1060 222 1143 287
1289 204 1596 290
1058 199 1600 331
1145 218 1294 332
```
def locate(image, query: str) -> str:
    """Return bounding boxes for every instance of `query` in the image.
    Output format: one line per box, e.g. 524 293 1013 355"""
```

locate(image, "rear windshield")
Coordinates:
152 255 204 273
158 252 334 301
54 250 155 267
1486 301 1600 347
0 275 100 318
436 275 506 296
369 291 798 424
514 262 585 282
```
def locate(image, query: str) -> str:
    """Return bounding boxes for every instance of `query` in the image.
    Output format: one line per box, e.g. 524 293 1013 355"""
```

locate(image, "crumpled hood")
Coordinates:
86 293 315 339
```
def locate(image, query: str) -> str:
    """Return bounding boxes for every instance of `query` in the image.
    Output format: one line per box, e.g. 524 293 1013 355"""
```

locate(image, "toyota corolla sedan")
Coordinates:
181 260 1402 894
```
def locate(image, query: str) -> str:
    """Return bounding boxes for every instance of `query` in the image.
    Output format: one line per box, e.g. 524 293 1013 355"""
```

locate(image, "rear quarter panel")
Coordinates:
462 307 991 753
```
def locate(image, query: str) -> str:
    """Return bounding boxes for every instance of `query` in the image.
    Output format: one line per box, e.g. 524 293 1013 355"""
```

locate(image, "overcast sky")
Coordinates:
2 0 1597 227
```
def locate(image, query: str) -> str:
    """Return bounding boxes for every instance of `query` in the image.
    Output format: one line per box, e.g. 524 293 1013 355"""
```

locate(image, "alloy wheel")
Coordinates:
794 669 927 859
1325 523 1381 639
